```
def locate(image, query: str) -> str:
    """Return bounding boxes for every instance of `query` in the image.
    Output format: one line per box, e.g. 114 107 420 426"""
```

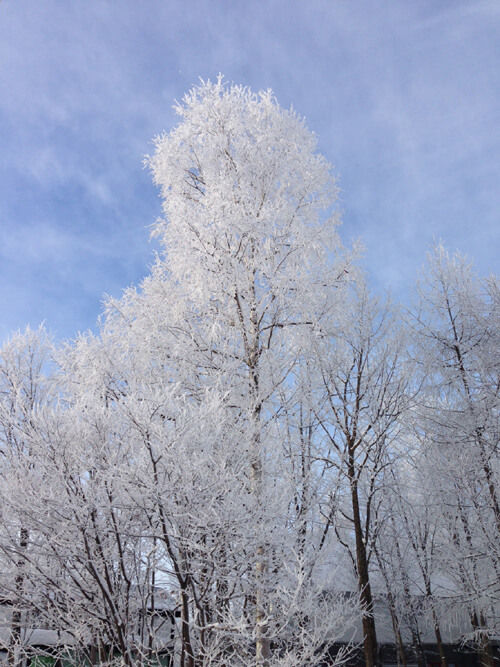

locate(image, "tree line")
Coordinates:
0 79 498 667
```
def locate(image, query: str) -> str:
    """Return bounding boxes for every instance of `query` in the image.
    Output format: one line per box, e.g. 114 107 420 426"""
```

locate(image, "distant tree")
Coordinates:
312 284 414 667
411 245 500 667
0 326 54 667
0 327 169 666
374 457 449 667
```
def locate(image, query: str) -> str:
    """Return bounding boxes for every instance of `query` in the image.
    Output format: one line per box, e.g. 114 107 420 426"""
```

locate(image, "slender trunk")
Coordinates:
255 543 271 666
215 545 229 623
7 608 22 667
432 608 447 667
180 586 196 667
389 604 407 667
373 544 406 667
89 644 99 666
147 439 196 667
471 610 495 667
348 449 378 667
391 524 426 667
239 272 271 666
147 555 156 662
446 307 500 534
251 407 270 666
8 527 29 667
455 508 495 667
420 573 447 667
99 639 111 666
409 629 426 667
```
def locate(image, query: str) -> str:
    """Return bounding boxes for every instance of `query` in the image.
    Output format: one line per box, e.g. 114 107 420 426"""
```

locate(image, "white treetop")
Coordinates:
0 82 497 667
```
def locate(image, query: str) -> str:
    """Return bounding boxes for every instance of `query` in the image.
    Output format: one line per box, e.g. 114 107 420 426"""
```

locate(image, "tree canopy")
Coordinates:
0 81 498 667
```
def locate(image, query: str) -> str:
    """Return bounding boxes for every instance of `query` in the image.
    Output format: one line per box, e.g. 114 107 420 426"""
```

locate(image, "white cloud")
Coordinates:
0 0 498 340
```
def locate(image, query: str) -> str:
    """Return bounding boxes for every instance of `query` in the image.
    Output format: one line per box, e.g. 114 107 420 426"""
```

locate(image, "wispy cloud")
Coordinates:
0 0 498 342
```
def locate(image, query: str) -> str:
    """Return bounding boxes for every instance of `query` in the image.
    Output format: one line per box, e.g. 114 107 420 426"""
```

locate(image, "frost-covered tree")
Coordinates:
0 79 360 667
2 82 499 667
0 328 169 667
98 77 357 666
0 326 54 667
312 284 414 667
411 245 500 667
373 455 451 667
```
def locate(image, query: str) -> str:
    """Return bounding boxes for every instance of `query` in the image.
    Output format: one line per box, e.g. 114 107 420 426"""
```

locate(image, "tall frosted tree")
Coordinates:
411 245 500 667
2 81 499 667
139 77 355 666
0 79 358 667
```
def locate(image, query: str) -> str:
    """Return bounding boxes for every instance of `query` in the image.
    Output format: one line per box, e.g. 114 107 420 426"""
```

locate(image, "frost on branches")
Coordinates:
138 77 358 666
0 80 359 667
0 80 498 667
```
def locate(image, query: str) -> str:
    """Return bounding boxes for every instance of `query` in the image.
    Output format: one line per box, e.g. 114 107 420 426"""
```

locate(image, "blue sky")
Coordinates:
1 0 499 343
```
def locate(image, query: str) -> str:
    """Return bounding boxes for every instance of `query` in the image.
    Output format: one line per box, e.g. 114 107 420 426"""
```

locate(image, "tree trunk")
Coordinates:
431 605 447 667
409 629 427 667
388 596 406 667
255 544 271 666
250 421 270 666
8 527 29 667
89 644 99 666
471 610 495 667
373 542 406 667
244 278 271 666
348 450 379 667
180 586 196 667
448 317 500 534
422 578 447 667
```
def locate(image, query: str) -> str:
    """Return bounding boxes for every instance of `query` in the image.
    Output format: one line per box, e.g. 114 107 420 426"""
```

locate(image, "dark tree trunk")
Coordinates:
348 449 379 667
431 606 447 667
471 610 495 667
180 586 196 667
409 629 427 667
